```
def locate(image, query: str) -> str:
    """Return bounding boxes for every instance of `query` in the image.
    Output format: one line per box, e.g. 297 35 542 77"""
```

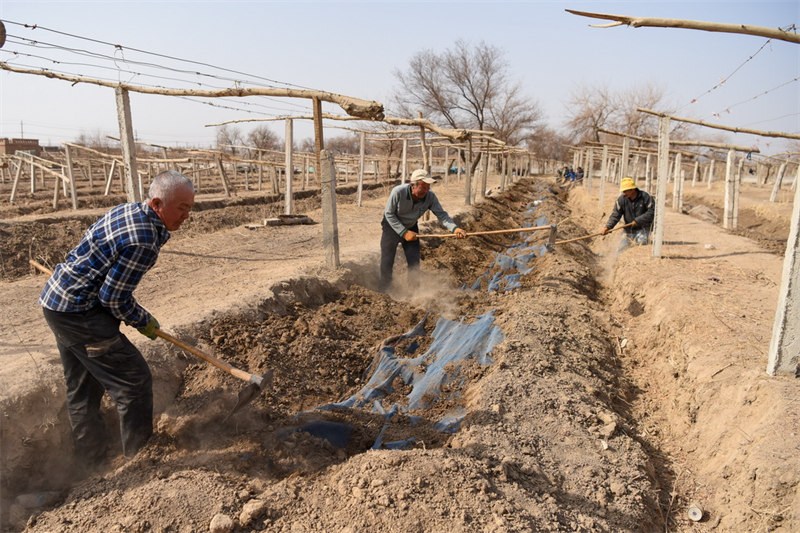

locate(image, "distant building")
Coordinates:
0 138 41 156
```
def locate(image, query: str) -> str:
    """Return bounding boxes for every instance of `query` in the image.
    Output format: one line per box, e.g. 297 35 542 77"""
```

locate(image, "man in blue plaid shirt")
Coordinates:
39 170 194 468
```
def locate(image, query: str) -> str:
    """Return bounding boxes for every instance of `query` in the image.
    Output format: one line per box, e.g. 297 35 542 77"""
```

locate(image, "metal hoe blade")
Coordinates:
229 369 274 417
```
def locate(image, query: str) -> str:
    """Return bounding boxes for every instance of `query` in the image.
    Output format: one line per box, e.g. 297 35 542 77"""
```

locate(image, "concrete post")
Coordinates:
767 175 800 375
653 116 670 259
770 162 788 203
114 87 141 202
320 149 340 269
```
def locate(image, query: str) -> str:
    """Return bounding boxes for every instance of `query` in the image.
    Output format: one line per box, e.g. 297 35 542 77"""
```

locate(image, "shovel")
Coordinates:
29 259 271 416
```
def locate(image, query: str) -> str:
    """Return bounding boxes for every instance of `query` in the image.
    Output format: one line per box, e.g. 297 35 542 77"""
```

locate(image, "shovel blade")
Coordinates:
228 369 274 417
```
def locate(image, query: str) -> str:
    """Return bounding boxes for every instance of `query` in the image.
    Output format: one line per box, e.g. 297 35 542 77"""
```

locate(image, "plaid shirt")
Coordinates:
39 202 170 328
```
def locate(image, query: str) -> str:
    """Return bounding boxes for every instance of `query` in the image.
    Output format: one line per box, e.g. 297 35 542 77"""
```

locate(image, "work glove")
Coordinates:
453 227 467 239
137 315 160 340
403 230 418 242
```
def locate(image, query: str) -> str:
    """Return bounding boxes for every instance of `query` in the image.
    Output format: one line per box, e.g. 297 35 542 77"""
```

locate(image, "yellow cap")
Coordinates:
620 177 637 192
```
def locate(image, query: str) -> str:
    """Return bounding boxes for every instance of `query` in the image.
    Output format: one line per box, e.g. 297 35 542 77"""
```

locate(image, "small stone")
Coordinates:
209 513 234 533
600 422 617 438
239 499 267 526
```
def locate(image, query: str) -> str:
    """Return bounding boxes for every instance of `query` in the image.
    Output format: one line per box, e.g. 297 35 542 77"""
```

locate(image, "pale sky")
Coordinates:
0 1 797 154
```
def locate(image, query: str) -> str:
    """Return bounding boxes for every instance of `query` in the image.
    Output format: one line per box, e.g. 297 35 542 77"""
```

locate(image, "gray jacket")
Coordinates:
384 183 457 237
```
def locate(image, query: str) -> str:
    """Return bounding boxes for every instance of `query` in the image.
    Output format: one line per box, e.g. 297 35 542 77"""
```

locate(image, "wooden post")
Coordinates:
733 158 743 229
479 150 489 200
464 138 473 206
770 162 787 203
653 116 670 258
304 154 310 189
257 153 264 191
723 149 735 229
104 160 117 196
357 131 365 207
320 149 340 269
505 153 512 189
671 153 682 211
401 139 408 183
586 148 593 192
500 153 507 192
312 96 324 186
599 144 608 208
443 147 449 185
52 166 60 209
707 159 716 190
29 155 35 194
114 87 142 202
9 159 22 204
767 173 800 375
620 137 630 179
692 160 699 187
285 118 294 215
419 124 429 173
64 144 78 210
215 157 232 197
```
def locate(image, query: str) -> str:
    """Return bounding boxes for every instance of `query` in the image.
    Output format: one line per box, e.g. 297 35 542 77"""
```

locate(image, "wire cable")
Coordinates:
3 18 320 91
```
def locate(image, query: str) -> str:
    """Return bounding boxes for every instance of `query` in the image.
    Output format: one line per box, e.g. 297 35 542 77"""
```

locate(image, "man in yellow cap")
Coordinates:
601 176 655 248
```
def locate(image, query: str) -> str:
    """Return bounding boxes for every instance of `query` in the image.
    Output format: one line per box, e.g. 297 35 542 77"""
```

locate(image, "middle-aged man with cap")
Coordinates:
601 176 655 248
379 168 466 290
39 169 195 469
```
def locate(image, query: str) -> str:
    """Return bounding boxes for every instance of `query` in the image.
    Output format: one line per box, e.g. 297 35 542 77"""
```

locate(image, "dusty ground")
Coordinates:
0 173 797 532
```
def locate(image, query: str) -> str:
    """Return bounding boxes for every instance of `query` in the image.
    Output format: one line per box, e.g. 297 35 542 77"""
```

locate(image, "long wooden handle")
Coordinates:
28 259 255 384
416 224 552 239
153 329 254 383
554 222 636 245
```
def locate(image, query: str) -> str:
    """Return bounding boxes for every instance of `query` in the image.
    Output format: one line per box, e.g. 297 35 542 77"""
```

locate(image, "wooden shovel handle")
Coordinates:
416 224 552 239
554 222 636 245
153 329 254 384
28 259 255 385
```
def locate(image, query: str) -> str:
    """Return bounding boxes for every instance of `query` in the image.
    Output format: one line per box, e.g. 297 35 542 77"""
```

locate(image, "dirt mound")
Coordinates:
4 176 796 533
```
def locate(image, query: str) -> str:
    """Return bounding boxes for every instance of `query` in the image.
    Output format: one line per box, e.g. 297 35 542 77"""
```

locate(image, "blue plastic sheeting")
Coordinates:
317 313 503 448
297 420 353 449
472 202 550 292
306 199 549 449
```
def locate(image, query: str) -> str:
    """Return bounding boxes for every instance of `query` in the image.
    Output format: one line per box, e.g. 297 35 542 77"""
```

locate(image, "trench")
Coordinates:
5 177 680 532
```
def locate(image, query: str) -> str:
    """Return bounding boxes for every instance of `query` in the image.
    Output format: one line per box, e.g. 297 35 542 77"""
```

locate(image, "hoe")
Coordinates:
29 259 271 417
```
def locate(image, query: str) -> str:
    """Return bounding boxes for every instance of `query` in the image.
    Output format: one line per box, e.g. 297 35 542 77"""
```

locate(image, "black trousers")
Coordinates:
379 218 420 290
43 306 153 464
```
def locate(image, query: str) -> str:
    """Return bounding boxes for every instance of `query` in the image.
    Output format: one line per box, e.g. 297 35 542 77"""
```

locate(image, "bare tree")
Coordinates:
247 125 281 153
563 84 618 143
325 134 361 155
565 82 674 144
525 125 570 162
394 40 542 170
216 125 244 154
74 130 113 151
